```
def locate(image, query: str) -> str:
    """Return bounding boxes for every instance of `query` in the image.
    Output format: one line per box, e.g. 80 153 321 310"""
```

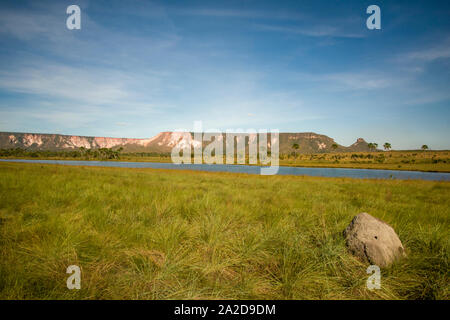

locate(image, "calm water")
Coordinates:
1 159 449 181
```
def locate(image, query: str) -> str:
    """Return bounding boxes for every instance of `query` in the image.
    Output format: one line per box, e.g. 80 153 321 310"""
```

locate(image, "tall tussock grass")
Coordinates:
0 162 448 299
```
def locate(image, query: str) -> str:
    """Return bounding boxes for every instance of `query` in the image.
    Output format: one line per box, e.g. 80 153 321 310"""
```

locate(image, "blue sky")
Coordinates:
0 0 449 149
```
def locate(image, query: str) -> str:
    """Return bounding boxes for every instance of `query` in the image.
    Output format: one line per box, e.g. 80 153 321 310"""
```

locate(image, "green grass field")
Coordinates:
0 162 448 299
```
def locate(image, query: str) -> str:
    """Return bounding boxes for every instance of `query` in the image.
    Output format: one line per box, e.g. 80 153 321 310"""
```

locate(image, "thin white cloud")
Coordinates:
174 7 364 38
253 23 364 38
173 8 305 20
0 4 181 66
0 9 59 40
293 71 402 91
395 37 450 63
0 65 128 105
115 122 131 127
322 73 396 90
404 46 450 62
0 107 99 129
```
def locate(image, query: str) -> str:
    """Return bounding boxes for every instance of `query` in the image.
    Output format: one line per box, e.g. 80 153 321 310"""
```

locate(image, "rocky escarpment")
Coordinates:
1 132 152 151
0 131 371 153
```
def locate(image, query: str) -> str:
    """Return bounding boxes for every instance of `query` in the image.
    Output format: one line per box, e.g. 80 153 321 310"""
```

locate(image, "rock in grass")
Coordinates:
343 213 406 267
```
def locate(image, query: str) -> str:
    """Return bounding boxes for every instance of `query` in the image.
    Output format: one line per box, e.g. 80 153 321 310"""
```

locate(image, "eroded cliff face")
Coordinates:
22 134 43 148
0 131 201 153
0 131 371 153
0 132 149 150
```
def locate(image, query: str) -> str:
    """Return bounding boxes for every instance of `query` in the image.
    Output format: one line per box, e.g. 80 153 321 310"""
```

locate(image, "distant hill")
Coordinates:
0 131 372 154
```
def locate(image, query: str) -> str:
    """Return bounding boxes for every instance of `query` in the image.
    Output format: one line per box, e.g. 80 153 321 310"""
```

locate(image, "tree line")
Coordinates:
0 147 123 160
291 142 430 153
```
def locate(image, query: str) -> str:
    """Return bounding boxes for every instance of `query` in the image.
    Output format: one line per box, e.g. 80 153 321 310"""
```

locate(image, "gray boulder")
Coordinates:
343 213 406 267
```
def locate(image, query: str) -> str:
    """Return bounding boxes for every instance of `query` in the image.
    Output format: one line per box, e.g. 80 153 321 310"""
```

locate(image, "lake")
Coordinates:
1 159 449 181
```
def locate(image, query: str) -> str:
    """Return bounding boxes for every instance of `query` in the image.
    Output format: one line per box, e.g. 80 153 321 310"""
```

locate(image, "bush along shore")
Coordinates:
1 148 450 172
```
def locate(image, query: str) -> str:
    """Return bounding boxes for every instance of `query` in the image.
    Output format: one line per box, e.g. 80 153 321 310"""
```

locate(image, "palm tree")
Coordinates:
383 142 391 151
421 145 429 151
367 142 374 151
292 143 299 159
331 143 338 151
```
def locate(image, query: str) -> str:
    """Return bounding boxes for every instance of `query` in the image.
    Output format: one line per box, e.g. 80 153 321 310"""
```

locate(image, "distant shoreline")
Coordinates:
1 155 449 173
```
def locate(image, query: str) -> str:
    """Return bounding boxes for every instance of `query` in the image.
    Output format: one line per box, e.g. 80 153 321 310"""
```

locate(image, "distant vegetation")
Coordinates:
367 142 378 151
0 147 176 161
0 147 123 160
1 147 449 172
279 150 450 172
291 143 299 158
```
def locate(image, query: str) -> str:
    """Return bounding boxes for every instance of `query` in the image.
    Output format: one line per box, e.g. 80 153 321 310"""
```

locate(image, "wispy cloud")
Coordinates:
0 8 61 40
0 3 181 67
253 24 364 38
321 72 399 90
395 36 450 63
0 65 129 105
404 46 450 62
172 8 305 20
292 71 403 91
174 6 364 38
0 106 101 130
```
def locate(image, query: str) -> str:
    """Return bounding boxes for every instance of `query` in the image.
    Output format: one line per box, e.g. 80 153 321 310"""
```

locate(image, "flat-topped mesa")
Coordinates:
0 131 372 153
